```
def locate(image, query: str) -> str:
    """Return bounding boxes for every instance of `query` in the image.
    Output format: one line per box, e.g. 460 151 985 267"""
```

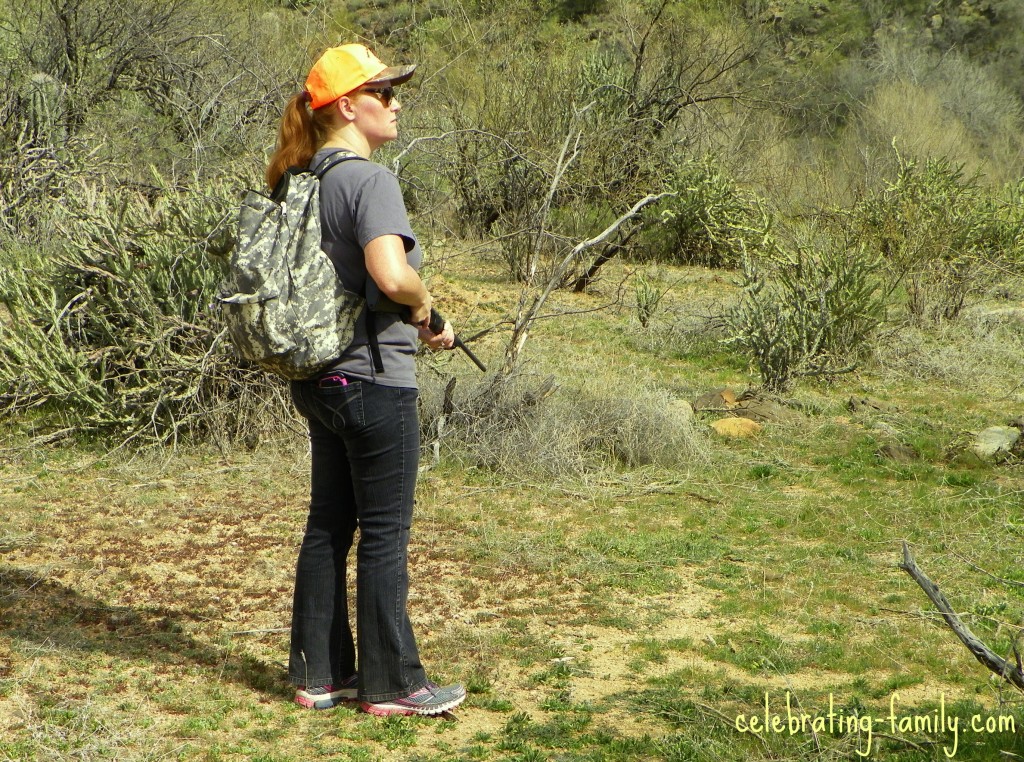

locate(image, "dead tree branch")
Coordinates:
898 542 1024 693
499 191 674 375
570 224 641 292
527 102 595 283
388 128 544 177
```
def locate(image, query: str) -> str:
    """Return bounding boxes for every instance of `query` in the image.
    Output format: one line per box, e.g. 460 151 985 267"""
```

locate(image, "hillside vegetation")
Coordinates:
1 0 1023 442
1 1 1023 760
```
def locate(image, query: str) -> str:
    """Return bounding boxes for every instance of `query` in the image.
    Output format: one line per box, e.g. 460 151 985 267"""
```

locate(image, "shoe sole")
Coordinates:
295 691 358 710
360 691 466 717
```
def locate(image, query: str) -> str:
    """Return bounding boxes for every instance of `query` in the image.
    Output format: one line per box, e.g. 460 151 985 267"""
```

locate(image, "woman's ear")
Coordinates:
335 95 357 122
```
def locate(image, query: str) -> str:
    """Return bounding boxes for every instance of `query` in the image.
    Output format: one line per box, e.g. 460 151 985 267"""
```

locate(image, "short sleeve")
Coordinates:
352 168 416 252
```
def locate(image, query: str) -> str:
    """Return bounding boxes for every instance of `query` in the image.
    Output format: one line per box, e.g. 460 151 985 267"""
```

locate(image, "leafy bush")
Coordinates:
727 239 887 392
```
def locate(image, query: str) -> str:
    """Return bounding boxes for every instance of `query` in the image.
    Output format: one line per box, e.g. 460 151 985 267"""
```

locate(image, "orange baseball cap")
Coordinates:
304 44 416 109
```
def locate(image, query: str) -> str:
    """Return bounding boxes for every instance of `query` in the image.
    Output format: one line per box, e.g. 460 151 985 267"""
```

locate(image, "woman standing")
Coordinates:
265 44 465 717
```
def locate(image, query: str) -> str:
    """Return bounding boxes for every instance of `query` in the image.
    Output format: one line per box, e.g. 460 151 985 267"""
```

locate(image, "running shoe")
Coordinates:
295 674 358 709
361 681 466 717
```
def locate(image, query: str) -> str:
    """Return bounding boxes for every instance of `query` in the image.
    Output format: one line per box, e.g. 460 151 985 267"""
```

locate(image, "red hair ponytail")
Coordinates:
266 93 338 190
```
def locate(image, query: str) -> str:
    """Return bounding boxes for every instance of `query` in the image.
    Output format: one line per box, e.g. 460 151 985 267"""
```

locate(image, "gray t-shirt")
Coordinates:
312 148 421 389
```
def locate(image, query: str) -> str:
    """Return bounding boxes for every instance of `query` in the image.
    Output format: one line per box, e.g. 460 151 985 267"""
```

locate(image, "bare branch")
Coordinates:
899 542 1024 693
500 191 674 374
389 128 544 176
951 552 1024 590
528 101 596 283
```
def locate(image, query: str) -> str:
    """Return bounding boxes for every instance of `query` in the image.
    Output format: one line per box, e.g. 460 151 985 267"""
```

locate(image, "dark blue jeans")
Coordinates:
289 378 428 702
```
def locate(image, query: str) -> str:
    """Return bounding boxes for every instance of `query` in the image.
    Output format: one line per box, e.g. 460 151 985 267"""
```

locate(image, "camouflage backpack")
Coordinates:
218 150 365 380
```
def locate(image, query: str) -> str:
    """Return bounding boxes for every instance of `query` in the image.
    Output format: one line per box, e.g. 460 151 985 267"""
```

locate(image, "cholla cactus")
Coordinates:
20 72 67 143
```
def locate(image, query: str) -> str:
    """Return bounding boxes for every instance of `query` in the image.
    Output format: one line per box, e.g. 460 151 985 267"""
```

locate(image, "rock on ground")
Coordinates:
971 426 1021 459
710 417 763 438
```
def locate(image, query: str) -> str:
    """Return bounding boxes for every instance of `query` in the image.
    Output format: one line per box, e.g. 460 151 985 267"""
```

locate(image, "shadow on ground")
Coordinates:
0 565 286 698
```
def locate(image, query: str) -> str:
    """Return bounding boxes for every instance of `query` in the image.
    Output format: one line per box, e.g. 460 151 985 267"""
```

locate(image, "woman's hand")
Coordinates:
418 320 454 351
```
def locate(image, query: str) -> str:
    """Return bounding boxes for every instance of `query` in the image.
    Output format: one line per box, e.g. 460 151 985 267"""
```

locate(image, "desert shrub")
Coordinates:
922 0 1023 60
633 268 665 329
727 238 887 392
0 0 295 190
853 80 981 182
420 13 584 243
776 55 875 138
416 2 757 283
444 90 556 242
846 34 1024 184
0 173 288 447
0 136 85 234
554 0 608 22
429 31 601 276
929 53 1024 159
418 371 706 477
0 0 323 447
639 155 773 268
851 152 1024 324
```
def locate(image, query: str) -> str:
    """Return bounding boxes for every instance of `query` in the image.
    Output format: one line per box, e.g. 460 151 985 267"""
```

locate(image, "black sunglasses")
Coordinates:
360 85 396 107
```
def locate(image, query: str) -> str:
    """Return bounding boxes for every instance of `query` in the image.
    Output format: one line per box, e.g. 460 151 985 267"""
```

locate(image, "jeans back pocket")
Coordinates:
307 381 365 431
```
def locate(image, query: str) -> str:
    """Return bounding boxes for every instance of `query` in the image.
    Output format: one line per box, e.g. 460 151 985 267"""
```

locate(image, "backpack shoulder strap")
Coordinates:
311 148 366 181
269 170 296 203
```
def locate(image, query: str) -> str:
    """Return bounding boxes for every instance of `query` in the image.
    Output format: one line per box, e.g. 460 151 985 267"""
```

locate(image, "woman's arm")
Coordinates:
363 233 455 349
363 234 431 325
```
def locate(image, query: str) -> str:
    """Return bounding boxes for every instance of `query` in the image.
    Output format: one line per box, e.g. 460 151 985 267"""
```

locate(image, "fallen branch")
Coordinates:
229 627 289 637
898 542 1024 692
952 551 1024 590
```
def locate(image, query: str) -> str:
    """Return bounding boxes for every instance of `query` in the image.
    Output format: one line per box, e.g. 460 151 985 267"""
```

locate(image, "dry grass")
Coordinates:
872 310 1024 396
